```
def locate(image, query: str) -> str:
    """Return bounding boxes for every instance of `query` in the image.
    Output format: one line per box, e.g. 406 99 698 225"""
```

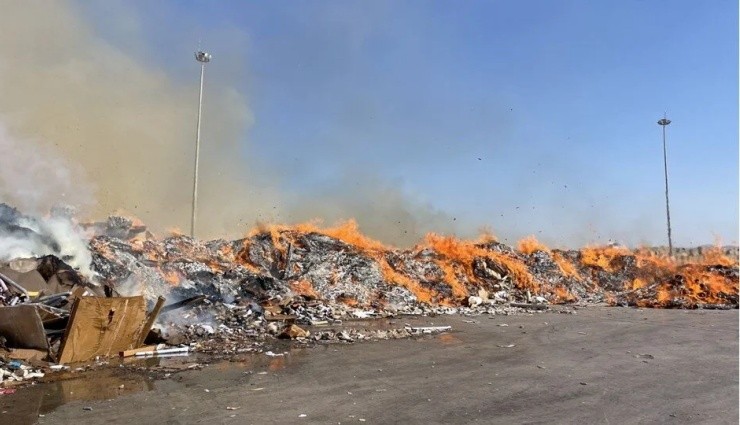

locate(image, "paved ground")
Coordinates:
3 306 738 424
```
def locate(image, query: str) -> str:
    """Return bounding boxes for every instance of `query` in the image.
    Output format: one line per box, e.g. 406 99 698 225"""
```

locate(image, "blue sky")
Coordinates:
80 0 738 246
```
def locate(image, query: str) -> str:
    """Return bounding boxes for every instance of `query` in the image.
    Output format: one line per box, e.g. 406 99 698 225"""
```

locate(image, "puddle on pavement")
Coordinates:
0 317 454 423
0 367 154 424
0 348 310 423
215 345 313 371
306 315 446 332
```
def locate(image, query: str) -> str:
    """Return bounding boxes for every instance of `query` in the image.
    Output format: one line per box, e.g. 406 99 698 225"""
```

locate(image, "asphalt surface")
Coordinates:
4 307 738 424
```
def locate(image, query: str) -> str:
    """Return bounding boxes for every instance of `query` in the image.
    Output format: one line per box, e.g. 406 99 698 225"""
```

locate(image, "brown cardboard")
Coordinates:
0 305 50 352
57 296 148 363
7 348 48 362
0 267 49 293
35 304 69 329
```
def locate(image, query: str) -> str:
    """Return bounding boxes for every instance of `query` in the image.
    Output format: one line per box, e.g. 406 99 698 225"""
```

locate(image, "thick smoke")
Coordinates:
0 125 95 277
0 203 94 278
0 1 453 247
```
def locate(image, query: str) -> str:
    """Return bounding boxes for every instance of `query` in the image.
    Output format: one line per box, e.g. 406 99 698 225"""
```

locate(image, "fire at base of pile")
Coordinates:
0 203 738 386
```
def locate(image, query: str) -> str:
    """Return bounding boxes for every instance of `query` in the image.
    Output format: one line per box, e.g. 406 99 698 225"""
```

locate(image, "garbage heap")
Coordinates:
1 203 738 383
89 219 738 311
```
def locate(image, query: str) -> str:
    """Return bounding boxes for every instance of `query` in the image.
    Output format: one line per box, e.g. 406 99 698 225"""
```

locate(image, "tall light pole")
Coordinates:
657 115 673 256
191 50 211 239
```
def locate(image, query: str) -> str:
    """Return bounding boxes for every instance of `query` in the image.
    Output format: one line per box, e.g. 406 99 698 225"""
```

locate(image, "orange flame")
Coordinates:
699 246 736 267
424 233 538 293
290 280 319 299
517 235 550 255
161 269 182 286
580 246 630 272
552 251 581 280
93 216 737 309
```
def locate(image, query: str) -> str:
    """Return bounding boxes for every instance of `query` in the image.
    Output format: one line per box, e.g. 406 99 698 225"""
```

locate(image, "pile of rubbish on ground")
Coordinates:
1 203 737 386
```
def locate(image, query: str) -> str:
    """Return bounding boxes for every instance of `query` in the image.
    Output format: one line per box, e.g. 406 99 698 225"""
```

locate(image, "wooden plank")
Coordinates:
136 296 165 347
119 345 158 358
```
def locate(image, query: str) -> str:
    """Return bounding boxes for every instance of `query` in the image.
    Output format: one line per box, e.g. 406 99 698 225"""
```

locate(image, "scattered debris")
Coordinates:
406 326 452 335
279 324 310 340
510 302 549 310
133 345 190 358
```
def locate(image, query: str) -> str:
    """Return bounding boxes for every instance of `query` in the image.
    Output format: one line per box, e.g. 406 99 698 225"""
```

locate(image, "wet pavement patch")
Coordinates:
0 367 154 423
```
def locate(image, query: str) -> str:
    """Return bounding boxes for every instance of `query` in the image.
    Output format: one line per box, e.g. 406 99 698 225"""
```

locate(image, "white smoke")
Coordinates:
0 121 96 277
0 210 96 279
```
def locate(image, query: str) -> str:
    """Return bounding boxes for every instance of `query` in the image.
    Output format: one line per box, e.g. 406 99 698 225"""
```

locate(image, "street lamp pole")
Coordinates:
657 115 672 256
191 50 211 239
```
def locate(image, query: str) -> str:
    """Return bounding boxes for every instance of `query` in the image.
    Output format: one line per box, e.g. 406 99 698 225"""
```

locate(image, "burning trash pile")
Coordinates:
89 219 737 313
1 203 738 385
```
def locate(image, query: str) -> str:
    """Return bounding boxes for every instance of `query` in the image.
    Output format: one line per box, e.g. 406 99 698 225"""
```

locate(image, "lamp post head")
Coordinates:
657 118 671 126
195 51 212 63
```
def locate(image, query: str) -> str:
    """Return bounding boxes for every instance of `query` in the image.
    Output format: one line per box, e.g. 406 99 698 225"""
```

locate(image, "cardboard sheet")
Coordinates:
0 305 50 352
7 348 48 362
0 267 49 293
57 296 147 363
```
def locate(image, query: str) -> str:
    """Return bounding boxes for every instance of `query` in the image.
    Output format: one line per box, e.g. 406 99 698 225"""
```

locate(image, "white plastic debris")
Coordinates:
134 346 190 357
49 365 70 371
406 325 452 334
468 296 483 307
351 310 376 319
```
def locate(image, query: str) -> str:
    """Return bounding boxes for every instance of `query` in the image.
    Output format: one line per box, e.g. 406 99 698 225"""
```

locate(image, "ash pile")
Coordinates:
1 203 738 386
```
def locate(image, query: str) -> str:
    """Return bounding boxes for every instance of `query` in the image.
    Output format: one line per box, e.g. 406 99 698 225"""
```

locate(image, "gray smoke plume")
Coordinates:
0 0 453 247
